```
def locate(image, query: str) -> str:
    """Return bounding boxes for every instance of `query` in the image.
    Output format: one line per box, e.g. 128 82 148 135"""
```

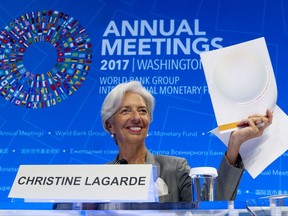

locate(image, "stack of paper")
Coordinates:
200 37 288 178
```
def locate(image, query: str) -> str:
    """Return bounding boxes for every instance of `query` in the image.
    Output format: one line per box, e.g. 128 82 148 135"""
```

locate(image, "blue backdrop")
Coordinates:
0 0 287 205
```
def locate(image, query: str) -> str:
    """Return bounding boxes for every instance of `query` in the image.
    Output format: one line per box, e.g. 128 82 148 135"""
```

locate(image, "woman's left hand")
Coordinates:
226 109 273 165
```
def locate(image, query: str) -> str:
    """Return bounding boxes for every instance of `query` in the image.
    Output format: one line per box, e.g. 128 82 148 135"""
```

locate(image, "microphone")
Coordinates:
114 159 128 164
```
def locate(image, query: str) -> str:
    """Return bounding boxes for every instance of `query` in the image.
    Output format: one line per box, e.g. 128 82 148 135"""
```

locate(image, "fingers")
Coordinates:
248 109 273 128
229 109 273 156
265 109 273 125
250 117 267 131
237 109 273 134
256 109 273 129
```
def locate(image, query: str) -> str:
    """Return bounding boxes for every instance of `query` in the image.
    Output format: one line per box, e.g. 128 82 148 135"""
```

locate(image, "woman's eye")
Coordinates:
119 109 130 114
139 109 148 114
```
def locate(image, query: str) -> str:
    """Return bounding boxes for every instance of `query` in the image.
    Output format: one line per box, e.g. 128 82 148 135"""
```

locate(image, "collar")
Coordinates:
111 150 161 178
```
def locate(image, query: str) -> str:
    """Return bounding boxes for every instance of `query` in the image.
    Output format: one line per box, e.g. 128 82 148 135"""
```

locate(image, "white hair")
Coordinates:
101 81 155 133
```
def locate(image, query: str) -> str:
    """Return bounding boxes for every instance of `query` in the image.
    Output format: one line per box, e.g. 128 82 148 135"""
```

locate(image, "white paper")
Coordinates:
201 37 288 178
201 37 277 133
211 105 288 178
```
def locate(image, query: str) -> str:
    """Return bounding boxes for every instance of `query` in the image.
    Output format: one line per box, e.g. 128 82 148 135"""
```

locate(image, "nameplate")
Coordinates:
9 164 157 202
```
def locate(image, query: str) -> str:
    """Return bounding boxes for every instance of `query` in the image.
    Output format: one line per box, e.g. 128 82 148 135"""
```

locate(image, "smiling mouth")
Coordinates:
128 126 142 132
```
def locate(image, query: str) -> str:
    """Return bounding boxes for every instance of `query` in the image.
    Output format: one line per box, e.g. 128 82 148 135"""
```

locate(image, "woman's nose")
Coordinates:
131 111 141 121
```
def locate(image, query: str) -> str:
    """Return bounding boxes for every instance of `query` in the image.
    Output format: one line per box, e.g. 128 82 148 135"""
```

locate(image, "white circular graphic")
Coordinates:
212 51 268 104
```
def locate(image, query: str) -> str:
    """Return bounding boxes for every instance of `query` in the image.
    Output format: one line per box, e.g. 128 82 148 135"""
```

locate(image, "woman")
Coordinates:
101 81 273 202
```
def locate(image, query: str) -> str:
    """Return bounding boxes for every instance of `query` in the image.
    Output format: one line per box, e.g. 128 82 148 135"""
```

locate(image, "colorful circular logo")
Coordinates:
0 10 92 108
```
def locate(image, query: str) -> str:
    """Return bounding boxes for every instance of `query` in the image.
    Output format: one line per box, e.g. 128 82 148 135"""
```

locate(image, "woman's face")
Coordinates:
108 92 151 146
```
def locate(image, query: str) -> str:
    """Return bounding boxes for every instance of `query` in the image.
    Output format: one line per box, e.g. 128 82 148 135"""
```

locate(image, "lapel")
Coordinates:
111 150 161 178
145 150 161 178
